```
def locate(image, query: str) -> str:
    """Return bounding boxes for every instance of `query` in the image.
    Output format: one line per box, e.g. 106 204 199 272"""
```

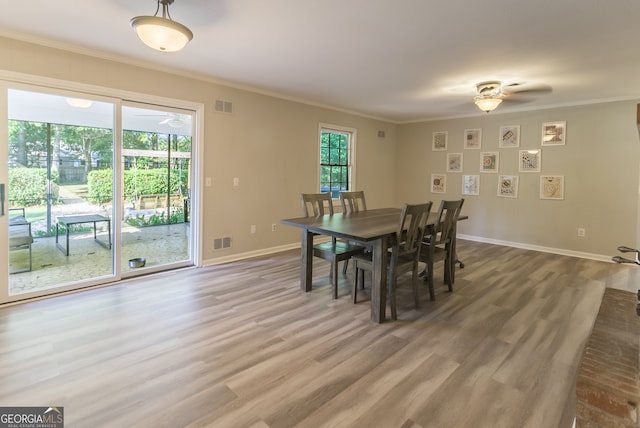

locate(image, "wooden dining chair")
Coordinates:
419 198 465 301
301 192 366 299
351 202 432 321
339 190 368 274
339 191 367 214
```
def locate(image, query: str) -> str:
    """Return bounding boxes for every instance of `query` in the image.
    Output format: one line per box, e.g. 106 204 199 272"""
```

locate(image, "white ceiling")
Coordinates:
2 0 640 123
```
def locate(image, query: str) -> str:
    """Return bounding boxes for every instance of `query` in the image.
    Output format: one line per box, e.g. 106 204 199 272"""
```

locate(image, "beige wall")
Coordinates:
0 36 397 265
1 36 639 264
397 102 640 258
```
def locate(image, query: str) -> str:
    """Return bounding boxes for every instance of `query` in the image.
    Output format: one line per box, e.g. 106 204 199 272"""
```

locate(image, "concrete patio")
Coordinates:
9 223 190 295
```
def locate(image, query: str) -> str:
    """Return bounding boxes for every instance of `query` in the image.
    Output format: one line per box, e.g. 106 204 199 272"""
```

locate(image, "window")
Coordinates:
319 124 355 198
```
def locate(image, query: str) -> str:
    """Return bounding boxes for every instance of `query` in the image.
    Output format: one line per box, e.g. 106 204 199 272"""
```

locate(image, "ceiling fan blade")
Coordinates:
503 82 552 95
502 97 533 105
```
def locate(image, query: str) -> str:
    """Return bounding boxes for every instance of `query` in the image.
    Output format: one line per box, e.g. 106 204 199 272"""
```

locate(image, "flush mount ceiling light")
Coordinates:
131 0 193 52
66 98 93 108
473 81 503 113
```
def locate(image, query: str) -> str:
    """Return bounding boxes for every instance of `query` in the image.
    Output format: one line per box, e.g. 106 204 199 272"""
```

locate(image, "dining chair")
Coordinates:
351 202 432 321
419 198 465 301
300 192 366 299
339 190 368 274
339 191 367 214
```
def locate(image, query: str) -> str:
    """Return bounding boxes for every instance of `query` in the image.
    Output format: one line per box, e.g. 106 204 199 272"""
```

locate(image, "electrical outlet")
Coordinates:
250 225 256 234
577 228 586 237
271 223 277 232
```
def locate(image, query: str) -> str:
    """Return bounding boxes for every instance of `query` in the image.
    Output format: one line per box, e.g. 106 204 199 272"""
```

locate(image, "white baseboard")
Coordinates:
202 234 614 267
202 242 300 266
457 233 613 263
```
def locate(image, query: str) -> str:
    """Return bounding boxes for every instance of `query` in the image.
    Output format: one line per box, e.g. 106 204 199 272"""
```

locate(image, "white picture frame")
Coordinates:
499 125 520 148
519 149 541 172
462 175 480 195
431 174 446 193
480 151 499 173
432 131 448 151
447 153 463 172
540 175 564 199
464 128 482 149
498 175 519 198
541 121 566 146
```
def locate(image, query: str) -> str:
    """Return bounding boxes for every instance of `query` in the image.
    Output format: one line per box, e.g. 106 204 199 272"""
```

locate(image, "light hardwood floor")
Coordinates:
1 240 637 427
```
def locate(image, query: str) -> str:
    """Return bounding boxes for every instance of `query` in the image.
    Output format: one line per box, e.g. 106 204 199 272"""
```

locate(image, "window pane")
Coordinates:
319 128 352 197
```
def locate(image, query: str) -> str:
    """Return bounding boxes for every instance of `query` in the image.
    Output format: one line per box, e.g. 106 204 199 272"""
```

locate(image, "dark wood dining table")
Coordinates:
282 208 427 323
282 207 468 323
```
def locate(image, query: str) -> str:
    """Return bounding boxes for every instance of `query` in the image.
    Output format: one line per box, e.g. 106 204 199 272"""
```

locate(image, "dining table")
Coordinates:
282 207 466 323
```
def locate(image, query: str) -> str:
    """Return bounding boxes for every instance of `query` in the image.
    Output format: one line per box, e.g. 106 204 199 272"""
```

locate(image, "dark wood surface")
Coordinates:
283 208 402 323
1 240 633 427
282 208 402 242
281 208 467 323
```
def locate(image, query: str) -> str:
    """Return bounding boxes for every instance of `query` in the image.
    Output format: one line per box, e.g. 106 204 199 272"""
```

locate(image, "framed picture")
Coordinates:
540 175 564 199
499 125 520 148
542 121 566 146
462 175 480 195
447 153 463 172
464 128 482 149
432 131 448 151
498 175 519 198
431 174 446 193
519 149 541 172
480 151 499 173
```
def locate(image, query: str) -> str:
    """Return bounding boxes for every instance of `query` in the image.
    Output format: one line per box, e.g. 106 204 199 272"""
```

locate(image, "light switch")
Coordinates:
233 177 239 186
205 177 212 187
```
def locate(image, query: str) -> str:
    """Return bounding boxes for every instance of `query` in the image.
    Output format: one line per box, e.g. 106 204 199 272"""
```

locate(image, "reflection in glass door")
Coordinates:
7 89 115 296
121 105 193 274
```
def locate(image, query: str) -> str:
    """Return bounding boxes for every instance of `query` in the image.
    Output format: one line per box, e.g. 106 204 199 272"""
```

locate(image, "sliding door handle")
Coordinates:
0 183 4 216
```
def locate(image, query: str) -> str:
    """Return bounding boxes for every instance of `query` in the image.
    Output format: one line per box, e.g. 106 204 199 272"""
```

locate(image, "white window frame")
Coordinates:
318 123 357 201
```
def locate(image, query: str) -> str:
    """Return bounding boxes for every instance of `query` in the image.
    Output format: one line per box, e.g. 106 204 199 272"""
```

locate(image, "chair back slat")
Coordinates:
431 199 465 246
339 191 367 214
395 202 432 258
301 193 334 217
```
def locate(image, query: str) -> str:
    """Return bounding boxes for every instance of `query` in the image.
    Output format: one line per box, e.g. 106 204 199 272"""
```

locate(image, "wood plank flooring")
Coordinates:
1 240 638 428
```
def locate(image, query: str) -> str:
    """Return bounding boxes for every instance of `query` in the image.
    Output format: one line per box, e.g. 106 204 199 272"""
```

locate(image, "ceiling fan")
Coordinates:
473 81 552 113
136 112 189 128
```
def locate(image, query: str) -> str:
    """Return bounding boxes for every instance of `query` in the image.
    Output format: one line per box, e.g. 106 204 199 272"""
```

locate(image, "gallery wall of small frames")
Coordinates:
430 121 566 200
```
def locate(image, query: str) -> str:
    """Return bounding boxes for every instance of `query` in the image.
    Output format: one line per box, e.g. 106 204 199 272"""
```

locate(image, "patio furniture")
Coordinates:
9 208 33 273
55 214 112 256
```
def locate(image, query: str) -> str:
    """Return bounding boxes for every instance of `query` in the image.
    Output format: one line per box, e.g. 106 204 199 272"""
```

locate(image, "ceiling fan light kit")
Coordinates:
131 0 193 52
473 81 504 113
474 96 503 113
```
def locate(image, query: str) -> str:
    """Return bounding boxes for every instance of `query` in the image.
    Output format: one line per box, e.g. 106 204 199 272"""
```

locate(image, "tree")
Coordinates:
58 126 113 178
8 120 49 167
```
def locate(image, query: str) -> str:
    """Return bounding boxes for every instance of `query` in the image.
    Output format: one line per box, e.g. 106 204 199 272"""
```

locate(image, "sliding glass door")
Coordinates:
121 104 193 274
1 86 196 303
6 88 116 297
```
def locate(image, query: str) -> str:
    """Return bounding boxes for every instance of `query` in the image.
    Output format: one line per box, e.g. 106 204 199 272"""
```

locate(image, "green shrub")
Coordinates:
8 167 59 206
87 169 113 204
88 168 188 204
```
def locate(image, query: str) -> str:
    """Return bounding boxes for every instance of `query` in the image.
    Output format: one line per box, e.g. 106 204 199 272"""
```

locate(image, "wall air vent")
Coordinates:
215 100 233 114
213 236 232 250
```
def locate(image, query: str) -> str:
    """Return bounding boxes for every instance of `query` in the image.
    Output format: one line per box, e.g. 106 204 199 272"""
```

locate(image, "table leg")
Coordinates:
301 230 314 292
370 236 388 323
